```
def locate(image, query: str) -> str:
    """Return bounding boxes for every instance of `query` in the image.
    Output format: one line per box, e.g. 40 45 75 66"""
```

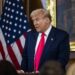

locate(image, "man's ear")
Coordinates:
45 18 50 24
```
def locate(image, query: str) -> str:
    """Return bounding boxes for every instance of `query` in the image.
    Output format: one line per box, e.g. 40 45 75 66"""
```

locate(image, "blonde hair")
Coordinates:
30 9 51 21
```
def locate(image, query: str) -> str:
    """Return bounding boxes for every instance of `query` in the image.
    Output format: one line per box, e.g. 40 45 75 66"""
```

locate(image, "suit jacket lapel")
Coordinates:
44 27 56 50
39 27 56 68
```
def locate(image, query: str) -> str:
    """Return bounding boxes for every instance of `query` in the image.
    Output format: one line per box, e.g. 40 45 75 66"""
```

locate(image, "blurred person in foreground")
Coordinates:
39 60 65 75
0 60 19 75
21 8 70 73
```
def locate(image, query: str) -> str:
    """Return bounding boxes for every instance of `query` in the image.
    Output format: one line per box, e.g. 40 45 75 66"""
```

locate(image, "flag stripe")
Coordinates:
0 53 3 59
7 45 20 69
0 29 12 63
16 38 23 55
11 42 22 65
0 28 9 59
20 33 26 49
0 41 5 59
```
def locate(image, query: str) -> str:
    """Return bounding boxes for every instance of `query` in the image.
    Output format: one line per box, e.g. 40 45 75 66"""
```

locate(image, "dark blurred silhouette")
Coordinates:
39 60 65 75
0 60 19 75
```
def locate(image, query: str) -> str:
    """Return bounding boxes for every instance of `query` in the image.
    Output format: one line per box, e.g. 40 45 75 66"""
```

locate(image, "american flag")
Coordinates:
0 0 30 69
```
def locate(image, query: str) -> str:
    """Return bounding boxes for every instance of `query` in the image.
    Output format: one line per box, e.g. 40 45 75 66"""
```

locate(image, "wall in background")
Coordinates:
0 0 2 15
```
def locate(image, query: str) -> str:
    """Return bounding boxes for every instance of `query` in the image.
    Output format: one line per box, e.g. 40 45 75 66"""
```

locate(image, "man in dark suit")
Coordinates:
21 9 70 73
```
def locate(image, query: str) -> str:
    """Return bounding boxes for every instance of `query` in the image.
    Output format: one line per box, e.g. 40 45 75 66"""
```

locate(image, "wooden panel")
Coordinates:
0 0 2 15
23 0 43 19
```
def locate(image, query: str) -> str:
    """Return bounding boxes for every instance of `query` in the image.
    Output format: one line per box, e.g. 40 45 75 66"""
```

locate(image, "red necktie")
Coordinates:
34 33 45 71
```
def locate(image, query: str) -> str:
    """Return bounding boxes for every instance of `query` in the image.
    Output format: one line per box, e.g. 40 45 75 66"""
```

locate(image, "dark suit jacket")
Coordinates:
21 26 70 72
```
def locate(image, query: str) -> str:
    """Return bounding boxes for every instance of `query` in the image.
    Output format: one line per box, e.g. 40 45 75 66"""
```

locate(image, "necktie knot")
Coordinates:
41 32 45 36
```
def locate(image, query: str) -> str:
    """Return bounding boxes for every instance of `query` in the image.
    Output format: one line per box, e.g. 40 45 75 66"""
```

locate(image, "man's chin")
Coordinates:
36 29 40 32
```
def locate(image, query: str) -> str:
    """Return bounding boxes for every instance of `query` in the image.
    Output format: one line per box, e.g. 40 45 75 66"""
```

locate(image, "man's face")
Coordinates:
31 14 50 32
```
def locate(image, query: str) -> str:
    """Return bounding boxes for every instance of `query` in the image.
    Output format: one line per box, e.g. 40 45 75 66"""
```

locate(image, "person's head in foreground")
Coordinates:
0 60 19 75
39 60 65 75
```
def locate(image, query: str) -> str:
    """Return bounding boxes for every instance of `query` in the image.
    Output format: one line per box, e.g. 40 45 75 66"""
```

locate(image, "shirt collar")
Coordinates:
38 24 52 37
44 24 52 37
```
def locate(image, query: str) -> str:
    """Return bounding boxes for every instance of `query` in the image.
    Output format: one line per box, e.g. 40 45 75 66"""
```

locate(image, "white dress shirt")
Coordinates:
35 25 52 55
